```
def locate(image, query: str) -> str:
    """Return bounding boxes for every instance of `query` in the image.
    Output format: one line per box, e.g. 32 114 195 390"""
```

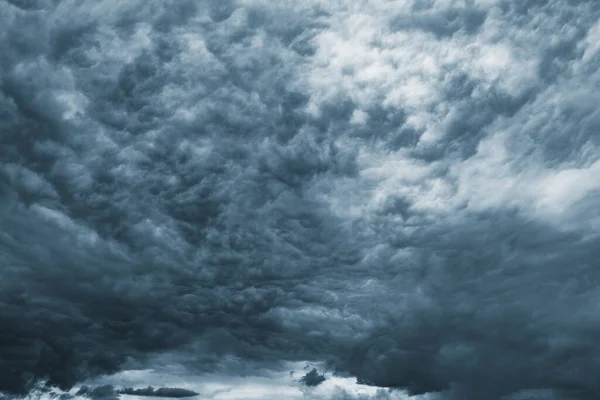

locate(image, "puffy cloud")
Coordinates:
1 0 600 399
300 368 327 387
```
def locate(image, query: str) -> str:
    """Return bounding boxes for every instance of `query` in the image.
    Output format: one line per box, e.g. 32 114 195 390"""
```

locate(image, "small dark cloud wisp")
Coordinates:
76 385 198 399
300 368 326 387
119 386 199 398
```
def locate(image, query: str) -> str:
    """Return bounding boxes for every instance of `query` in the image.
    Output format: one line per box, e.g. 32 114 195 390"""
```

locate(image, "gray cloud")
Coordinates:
300 368 326 387
390 6 488 38
1 0 600 399
76 385 119 400
75 384 199 399
119 386 198 398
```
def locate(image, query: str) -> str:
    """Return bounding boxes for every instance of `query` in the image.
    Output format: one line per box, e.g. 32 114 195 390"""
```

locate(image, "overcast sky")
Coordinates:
1 0 600 399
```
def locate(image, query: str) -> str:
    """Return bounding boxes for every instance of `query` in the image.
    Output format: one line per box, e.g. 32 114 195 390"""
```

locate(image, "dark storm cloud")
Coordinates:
76 385 119 400
323 212 600 399
1 0 600 399
300 368 326 387
75 385 201 400
119 386 199 398
0 0 353 394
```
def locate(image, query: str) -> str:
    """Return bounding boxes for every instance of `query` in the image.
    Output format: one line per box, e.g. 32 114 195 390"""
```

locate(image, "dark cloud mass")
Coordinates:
119 386 198 398
1 0 600 399
75 385 198 399
76 385 119 400
300 368 327 387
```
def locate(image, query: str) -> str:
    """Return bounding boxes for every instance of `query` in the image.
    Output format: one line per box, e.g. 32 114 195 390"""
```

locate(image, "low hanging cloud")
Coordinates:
76 385 198 399
300 368 327 387
1 0 600 399
76 385 120 400
118 386 199 398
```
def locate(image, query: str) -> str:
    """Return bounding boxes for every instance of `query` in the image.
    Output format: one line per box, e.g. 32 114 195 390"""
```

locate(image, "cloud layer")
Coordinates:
1 0 600 399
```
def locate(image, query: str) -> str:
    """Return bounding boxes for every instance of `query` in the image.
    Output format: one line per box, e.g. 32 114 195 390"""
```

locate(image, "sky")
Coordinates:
1 0 600 399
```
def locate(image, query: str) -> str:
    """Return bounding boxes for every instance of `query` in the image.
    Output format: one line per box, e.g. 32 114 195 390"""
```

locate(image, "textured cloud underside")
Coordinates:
1 0 600 399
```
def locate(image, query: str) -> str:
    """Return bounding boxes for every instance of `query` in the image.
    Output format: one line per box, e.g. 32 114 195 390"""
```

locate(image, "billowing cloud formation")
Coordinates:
1 0 600 399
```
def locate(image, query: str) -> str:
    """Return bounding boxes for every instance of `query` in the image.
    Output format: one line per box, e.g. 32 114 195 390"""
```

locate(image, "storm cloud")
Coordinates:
300 368 327 387
1 0 600 399
118 386 199 398
74 384 198 399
